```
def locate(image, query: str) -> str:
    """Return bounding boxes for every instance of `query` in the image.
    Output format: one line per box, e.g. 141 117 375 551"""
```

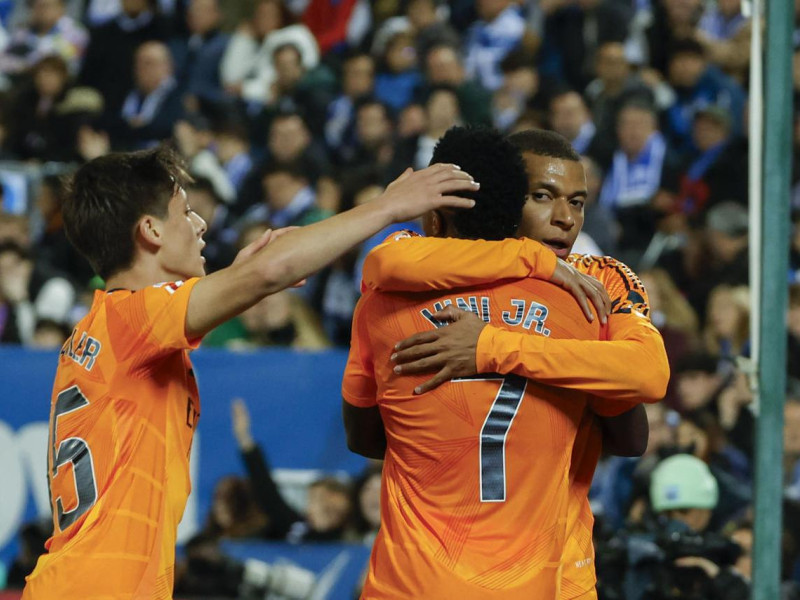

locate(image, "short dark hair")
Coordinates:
262 158 310 182
669 37 706 59
63 146 190 279
507 128 581 162
429 126 528 241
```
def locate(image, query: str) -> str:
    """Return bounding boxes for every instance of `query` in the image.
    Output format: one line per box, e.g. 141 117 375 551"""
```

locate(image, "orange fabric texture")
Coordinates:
360 237 668 599
344 277 608 599
23 279 202 600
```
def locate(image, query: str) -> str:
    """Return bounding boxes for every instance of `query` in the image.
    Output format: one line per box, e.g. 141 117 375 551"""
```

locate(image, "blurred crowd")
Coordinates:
2 0 800 597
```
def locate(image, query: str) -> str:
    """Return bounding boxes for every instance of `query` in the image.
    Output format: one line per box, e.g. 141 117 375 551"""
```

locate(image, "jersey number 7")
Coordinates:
455 374 528 503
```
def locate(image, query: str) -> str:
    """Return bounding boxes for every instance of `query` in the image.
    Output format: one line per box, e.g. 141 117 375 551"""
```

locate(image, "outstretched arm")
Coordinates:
186 165 479 338
363 235 611 323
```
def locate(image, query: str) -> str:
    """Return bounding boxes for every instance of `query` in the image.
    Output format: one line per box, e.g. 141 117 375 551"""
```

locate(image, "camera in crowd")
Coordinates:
177 534 317 600
595 454 749 600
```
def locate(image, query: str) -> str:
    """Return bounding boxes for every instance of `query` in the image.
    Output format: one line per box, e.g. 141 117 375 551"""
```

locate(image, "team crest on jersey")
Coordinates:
153 281 185 295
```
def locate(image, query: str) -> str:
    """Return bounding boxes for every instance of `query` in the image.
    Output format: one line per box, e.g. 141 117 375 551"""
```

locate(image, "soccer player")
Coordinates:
343 127 628 598
360 129 670 599
21 146 478 600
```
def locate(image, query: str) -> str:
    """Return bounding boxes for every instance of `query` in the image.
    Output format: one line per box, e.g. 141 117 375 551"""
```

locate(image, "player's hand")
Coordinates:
549 259 610 324
231 398 255 451
391 306 486 394
378 164 479 223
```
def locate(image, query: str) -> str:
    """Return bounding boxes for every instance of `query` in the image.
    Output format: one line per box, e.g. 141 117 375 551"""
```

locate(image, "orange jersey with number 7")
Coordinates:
362 234 668 599
23 280 202 600
344 277 620 599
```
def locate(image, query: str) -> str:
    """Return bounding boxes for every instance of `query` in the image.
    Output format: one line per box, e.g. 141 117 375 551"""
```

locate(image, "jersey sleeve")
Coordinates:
109 279 202 361
474 259 669 414
361 235 558 292
342 294 378 407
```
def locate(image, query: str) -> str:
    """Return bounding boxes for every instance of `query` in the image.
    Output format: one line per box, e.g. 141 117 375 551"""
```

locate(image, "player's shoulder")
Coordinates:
568 254 645 291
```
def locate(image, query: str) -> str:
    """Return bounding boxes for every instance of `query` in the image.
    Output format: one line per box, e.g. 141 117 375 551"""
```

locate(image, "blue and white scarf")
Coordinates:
599 132 667 210
120 77 176 126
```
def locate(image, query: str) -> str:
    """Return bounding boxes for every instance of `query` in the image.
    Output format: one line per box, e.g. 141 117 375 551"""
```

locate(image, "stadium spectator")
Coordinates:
393 86 462 172
463 0 525 91
170 0 230 113
702 283 750 361
173 114 236 204
405 0 460 60
423 43 491 126
243 159 332 230
79 0 170 121
549 88 613 165
9 54 102 162
213 119 255 193
0 0 87 79
302 0 371 55
224 0 319 104
697 0 751 82
788 284 800 380
324 51 375 156
663 37 746 157
785 396 800 499
491 49 545 131
584 41 668 152
373 28 423 113
32 174 95 287
578 155 620 254
599 99 679 259
340 98 396 171
108 40 183 150
202 476 270 539
674 351 725 413
231 398 352 542
540 0 633 91
674 104 748 222
347 464 382 545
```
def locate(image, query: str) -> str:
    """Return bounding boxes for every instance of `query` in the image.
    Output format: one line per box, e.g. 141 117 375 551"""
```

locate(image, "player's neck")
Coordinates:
105 259 179 292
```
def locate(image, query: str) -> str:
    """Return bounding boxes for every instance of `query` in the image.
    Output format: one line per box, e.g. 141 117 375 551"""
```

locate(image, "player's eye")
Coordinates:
570 198 585 209
528 192 551 202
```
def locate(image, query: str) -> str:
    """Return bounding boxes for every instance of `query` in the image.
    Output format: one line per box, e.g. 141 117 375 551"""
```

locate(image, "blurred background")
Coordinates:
0 0 796 598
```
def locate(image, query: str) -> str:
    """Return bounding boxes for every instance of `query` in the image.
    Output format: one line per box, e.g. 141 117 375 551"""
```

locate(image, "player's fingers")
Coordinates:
395 356 443 375
393 343 441 366
569 283 595 323
394 330 439 351
437 195 477 210
414 368 452 395
583 283 609 324
431 306 468 322
430 166 474 184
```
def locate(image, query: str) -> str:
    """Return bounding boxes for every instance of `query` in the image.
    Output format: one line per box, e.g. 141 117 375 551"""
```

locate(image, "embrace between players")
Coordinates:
23 126 667 600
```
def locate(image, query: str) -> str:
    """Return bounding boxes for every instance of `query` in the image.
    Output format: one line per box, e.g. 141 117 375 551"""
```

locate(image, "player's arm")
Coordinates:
185 165 478 339
341 294 386 460
363 235 611 323
342 403 386 460
596 405 649 457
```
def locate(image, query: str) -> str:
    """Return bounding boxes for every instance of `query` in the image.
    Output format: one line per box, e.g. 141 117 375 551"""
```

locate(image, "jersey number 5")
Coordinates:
456 374 528 503
51 386 98 530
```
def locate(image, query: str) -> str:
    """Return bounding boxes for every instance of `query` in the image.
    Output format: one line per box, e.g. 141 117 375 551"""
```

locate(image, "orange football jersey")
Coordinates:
558 255 654 600
361 236 667 600
23 279 202 600
343 278 605 599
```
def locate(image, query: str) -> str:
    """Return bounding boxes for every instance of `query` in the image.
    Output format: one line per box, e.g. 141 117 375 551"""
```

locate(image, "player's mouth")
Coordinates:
542 239 571 259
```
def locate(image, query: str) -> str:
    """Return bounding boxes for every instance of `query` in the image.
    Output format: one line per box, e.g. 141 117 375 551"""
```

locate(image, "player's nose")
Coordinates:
551 199 574 229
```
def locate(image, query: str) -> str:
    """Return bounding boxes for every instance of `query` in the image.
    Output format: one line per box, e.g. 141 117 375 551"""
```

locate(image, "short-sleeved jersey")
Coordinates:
23 279 202 600
559 255 651 600
343 278 605 599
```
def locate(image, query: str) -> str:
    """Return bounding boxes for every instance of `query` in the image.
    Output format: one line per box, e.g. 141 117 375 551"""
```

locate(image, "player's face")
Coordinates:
517 153 586 258
160 187 207 280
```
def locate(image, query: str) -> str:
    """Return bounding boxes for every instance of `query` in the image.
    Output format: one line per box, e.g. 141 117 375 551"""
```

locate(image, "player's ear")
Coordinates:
424 210 445 238
136 214 165 249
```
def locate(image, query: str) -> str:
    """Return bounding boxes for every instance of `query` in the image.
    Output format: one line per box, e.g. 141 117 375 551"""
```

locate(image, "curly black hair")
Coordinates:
429 126 527 241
